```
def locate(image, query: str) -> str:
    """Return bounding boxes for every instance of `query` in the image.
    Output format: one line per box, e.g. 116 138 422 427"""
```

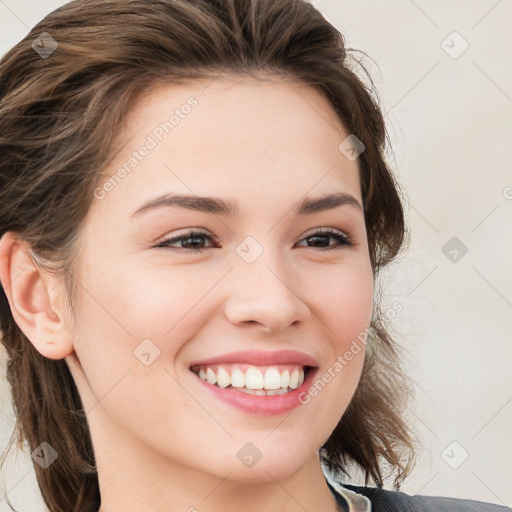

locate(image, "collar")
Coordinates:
325 474 373 512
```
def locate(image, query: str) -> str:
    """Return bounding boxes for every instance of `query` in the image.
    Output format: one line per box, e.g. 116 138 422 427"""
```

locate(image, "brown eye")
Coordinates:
155 230 219 252
297 229 353 250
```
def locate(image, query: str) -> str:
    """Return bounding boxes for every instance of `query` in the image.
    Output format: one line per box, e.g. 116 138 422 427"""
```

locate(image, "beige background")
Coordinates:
1 0 511 509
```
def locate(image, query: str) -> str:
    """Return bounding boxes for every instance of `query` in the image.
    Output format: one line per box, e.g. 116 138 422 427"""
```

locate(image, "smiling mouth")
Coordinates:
190 363 314 396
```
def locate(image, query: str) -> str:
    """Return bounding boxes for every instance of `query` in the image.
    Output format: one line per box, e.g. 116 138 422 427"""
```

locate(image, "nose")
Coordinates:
223 252 311 334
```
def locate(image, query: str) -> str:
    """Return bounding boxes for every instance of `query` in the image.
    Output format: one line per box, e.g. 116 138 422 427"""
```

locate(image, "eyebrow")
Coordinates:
130 192 362 217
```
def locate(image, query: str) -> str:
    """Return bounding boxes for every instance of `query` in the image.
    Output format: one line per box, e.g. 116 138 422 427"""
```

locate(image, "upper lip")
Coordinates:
189 350 318 368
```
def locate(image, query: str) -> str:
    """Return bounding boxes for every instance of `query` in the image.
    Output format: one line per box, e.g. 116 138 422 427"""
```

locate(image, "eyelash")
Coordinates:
154 228 353 253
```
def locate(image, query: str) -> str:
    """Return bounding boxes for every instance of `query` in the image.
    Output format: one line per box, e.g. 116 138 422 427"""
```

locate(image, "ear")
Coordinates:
0 231 74 360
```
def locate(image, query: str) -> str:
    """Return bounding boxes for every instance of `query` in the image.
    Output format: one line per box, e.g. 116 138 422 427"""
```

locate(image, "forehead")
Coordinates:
92 74 362 219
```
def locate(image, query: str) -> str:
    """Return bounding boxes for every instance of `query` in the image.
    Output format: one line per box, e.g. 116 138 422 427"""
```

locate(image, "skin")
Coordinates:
0 75 374 512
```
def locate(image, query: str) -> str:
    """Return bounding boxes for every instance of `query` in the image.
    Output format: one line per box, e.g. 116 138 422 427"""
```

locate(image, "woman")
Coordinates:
0 1 508 511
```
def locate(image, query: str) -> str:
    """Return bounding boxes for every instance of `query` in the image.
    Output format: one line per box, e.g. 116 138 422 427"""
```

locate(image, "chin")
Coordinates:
224 457 309 484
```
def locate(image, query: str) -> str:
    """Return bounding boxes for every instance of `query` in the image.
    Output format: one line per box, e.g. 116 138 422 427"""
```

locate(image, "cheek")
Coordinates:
301 259 373 402
67 266 201 437
299 264 372 426
113 264 230 354
304 258 374 343
80 260 213 340
69 260 229 409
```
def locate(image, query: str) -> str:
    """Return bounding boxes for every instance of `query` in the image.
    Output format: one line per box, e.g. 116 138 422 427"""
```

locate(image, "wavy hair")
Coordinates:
0 1 418 510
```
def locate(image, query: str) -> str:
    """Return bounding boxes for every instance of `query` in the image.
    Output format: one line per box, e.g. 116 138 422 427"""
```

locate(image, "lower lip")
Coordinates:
191 368 318 416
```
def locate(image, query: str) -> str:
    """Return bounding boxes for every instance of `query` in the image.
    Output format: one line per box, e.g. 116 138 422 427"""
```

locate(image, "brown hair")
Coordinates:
0 0 418 510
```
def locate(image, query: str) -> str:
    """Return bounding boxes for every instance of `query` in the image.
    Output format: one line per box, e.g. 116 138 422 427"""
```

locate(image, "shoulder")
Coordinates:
341 483 511 512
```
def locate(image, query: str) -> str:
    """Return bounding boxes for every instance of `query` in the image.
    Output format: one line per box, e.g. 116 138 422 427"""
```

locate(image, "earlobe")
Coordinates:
0 231 74 360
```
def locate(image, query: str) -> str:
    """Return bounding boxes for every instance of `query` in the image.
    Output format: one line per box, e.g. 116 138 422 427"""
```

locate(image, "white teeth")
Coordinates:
206 368 217 385
280 370 290 389
289 369 299 389
245 367 264 389
217 367 230 388
264 368 281 390
230 368 245 388
237 388 261 395
194 364 307 395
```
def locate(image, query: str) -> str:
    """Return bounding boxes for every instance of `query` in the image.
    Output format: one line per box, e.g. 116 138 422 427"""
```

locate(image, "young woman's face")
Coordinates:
64 75 374 482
